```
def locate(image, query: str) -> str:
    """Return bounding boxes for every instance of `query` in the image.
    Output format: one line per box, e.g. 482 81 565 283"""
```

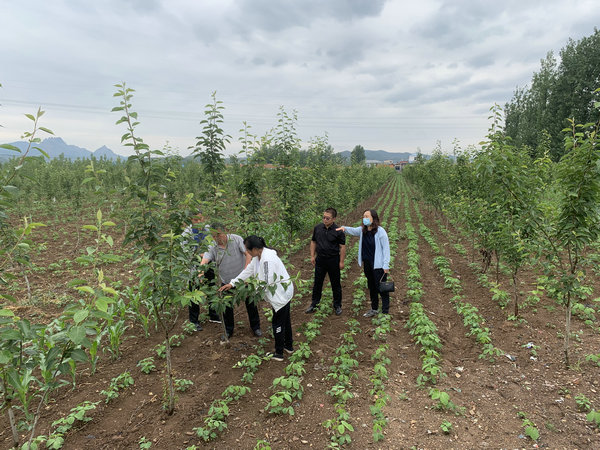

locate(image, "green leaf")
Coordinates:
73 309 89 324
100 285 117 296
33 147 50 159
0 293 17 303
0 308 16 316
92 309 112 321
95 297 108 312
0 350 12 365
525 425 539 441
70 348 88 363
68 326 86 345
76 286 95 295
0 329 22 340
0 144 21 152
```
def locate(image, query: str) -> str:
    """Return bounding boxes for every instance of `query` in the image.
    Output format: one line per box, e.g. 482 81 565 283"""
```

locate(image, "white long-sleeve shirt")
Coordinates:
230 248 293 312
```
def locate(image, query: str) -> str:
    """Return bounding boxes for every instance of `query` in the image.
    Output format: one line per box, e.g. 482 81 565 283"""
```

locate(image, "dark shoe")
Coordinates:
253 329 263 337
335 306 342 316
305 305 317 314
267 352 284 361
284 347 294 355
363 309 378 318
194 323 203 331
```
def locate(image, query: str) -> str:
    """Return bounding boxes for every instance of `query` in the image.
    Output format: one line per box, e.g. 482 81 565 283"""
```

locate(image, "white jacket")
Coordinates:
230 248 293 312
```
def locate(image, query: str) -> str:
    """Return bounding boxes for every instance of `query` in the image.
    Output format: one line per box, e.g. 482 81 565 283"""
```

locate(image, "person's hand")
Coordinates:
384 269 389 274
219 283 233 292
197 271 204 278
339 261 345 270
336 226 345 232
311 255 316 266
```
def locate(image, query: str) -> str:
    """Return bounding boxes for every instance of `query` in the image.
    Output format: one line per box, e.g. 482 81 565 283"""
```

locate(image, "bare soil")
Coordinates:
2 181 600 449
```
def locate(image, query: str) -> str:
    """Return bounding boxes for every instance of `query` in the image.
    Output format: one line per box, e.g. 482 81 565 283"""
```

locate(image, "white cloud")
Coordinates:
1 0 599 156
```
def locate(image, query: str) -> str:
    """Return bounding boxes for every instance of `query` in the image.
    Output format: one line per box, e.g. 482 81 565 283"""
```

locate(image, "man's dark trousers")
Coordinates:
223 284 261 336
311 255 342 309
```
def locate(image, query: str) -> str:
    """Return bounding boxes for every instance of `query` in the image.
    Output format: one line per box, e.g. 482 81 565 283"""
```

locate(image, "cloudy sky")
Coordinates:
1 0 598 157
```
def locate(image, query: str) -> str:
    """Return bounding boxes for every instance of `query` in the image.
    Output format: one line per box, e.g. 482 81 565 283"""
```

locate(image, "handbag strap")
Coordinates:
379 273 392 283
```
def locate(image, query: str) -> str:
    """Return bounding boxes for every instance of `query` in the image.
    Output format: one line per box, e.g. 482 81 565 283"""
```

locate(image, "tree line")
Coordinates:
504 28 600 161
404 99 600 367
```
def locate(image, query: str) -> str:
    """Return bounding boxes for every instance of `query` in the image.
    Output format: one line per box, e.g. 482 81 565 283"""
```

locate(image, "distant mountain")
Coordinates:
93 145 121 160
0 137 122 161
336 149 414 162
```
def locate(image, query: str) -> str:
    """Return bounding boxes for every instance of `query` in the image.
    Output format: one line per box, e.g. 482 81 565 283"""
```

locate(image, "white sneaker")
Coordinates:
363 309 378 318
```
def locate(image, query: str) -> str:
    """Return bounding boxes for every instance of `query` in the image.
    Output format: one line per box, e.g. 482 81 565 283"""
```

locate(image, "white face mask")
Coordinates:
363 217 372 226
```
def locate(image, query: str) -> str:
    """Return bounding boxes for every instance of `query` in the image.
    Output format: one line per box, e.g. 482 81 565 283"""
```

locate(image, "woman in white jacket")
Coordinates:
219 236 294 361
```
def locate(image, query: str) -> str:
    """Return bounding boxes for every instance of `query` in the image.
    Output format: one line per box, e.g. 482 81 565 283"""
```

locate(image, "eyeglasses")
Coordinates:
323 216 333 220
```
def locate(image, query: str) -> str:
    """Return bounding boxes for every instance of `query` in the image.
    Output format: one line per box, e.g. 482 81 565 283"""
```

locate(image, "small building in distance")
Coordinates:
395 161 409 171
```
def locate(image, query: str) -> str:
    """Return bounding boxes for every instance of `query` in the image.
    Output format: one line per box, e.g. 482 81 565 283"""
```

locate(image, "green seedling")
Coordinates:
175 378 193 392
575 393 592 412
137 357 156 374
587 410 600 428
440 420 452 434
100 371 134 403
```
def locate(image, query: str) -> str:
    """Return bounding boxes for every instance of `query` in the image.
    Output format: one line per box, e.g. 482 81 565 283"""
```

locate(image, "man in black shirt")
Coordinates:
306 208 346 315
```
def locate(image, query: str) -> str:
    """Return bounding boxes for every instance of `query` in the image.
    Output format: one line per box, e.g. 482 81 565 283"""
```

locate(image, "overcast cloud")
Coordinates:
1 0 598 156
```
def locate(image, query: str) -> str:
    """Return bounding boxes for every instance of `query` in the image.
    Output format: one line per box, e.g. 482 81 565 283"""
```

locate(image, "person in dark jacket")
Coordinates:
305 208 346 316
182 212 220 331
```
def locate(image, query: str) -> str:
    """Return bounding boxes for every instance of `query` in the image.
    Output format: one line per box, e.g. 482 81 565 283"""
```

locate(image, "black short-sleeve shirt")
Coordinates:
312 222 346 258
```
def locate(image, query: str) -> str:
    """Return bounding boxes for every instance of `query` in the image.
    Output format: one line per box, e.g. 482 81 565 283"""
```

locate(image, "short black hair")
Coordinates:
324 207 337 218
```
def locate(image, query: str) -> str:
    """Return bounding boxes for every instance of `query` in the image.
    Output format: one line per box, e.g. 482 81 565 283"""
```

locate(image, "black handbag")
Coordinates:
378 273 394 293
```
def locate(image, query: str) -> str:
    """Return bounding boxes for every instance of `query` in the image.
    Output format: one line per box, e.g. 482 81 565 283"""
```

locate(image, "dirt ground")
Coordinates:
2 179 600 449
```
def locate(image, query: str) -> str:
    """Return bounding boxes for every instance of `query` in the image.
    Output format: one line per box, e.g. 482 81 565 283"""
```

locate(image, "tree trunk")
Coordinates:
564 293 572 368
27 387 51 448
164 334 176 415
512 270 519 318
219 310 229 344
495 250 500 284
7 405 19 448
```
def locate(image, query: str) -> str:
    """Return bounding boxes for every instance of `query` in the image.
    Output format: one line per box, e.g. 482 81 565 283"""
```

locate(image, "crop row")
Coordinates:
398 178 444 386
412 203 503 361
186 177 399 447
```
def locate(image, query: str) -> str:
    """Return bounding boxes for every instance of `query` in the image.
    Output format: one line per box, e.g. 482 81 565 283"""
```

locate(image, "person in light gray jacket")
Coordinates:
220 236 294 361
337 209 391 317
201 224 261 339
